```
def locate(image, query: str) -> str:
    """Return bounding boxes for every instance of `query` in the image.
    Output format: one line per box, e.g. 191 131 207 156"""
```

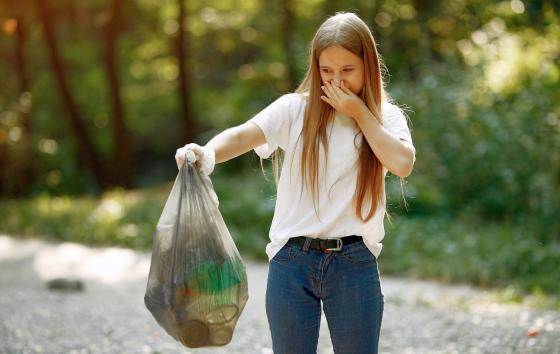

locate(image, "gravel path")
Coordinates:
0 235 558 354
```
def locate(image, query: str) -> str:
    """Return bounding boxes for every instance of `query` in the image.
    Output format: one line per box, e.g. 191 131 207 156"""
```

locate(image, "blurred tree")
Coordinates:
36 0 109 189
323 0 343 18
280 0 298 90
0 2 36 196
34 0 141 191
411 0 438 63
175 0 196 144
11 15 35 196
102 0 135 188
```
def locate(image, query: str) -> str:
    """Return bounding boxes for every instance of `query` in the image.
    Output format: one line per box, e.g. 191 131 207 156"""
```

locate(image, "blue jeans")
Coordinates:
266 238 384 354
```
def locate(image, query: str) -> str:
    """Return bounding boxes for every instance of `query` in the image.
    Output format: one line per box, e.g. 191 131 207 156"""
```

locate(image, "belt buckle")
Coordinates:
325 238 342 252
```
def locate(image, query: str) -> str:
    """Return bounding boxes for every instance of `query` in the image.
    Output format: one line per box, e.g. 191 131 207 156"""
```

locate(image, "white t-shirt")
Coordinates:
249 92 414 261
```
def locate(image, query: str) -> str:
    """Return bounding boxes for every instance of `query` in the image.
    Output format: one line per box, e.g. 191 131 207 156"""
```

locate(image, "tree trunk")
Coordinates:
323 0 342 18
103 0 135 188
11 16 35 196
36 0 109 190
0 119 5 195
370 0 382 39
411 0 438 76
280 0 298 90
176 0 195 145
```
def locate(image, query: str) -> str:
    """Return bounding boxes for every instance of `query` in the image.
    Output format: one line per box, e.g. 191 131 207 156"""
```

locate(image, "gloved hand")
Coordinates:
175 143 219 208
175 143 216 176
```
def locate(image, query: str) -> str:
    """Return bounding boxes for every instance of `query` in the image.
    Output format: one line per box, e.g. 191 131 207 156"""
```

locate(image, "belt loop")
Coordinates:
302 237 312 253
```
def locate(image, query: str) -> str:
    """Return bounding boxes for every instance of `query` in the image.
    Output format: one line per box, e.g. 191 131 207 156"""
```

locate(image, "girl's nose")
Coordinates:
332 77 341 86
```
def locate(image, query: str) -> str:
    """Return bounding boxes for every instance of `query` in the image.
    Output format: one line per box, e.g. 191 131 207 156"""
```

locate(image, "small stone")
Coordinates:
46 278 85 292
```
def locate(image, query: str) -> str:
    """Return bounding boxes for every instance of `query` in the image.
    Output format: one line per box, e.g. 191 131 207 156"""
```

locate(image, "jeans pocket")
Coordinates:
270 243 300 264
339 242 376 266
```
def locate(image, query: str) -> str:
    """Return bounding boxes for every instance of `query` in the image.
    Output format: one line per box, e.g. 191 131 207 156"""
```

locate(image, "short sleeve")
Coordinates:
382 102 413 147
249 94 294 159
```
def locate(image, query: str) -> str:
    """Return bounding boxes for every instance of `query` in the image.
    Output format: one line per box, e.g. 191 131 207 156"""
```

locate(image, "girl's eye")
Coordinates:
321 69 353 73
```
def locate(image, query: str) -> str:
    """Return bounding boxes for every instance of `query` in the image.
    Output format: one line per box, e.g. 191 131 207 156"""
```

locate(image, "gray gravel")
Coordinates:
0 234 558 354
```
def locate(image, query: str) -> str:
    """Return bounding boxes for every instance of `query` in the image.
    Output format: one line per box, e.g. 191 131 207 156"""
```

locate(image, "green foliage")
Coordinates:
0 166 275 258
210 161 277 258
380 214 560 296
386 18 560 242
0 185 168 249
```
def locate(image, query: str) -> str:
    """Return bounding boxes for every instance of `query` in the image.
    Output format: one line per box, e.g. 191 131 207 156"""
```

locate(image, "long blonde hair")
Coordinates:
260 12 399 222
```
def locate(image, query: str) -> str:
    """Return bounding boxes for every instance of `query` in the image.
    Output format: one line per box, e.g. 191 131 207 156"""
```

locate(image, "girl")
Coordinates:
176 12 415 354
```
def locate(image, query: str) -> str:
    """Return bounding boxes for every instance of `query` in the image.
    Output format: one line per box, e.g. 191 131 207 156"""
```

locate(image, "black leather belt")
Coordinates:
287 235 363 253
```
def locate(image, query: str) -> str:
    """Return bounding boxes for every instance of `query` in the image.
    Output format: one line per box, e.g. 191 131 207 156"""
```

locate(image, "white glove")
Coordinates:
175 143 216 176
175 143 220 208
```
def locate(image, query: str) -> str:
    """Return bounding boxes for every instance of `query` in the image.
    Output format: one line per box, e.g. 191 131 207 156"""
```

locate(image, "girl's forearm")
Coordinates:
204 127 244 164
355 108 415 177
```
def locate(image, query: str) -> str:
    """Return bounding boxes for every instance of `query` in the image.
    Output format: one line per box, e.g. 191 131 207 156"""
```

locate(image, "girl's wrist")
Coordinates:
354 104 374 126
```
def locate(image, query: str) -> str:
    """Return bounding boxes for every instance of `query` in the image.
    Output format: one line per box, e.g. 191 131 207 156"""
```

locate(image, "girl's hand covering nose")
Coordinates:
320 80 367 121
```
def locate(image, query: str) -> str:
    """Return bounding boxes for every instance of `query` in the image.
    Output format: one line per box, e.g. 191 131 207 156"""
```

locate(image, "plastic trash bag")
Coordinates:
144 161 249 348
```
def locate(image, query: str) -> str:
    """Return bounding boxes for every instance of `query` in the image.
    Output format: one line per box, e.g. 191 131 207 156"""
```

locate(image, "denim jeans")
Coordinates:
265 238 384 354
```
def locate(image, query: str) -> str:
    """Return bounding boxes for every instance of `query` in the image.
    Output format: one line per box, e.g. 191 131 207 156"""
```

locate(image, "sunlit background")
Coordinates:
1 0 559 298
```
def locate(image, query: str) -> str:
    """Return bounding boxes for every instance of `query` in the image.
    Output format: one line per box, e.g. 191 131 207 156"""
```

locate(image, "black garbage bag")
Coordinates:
144 161 249 348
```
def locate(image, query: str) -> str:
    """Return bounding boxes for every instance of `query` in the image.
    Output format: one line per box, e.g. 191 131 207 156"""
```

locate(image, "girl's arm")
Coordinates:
355 107 416 177
321 81 414 177
205 122 266 163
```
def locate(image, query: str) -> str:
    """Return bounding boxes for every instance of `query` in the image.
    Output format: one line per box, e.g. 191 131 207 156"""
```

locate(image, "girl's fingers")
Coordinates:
327 80 341 98
322 87 338 106
321 95 334 107
341 81 356 96
323 81 333 95
322 83 335 97
320 85 329 100
340 81 352 95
